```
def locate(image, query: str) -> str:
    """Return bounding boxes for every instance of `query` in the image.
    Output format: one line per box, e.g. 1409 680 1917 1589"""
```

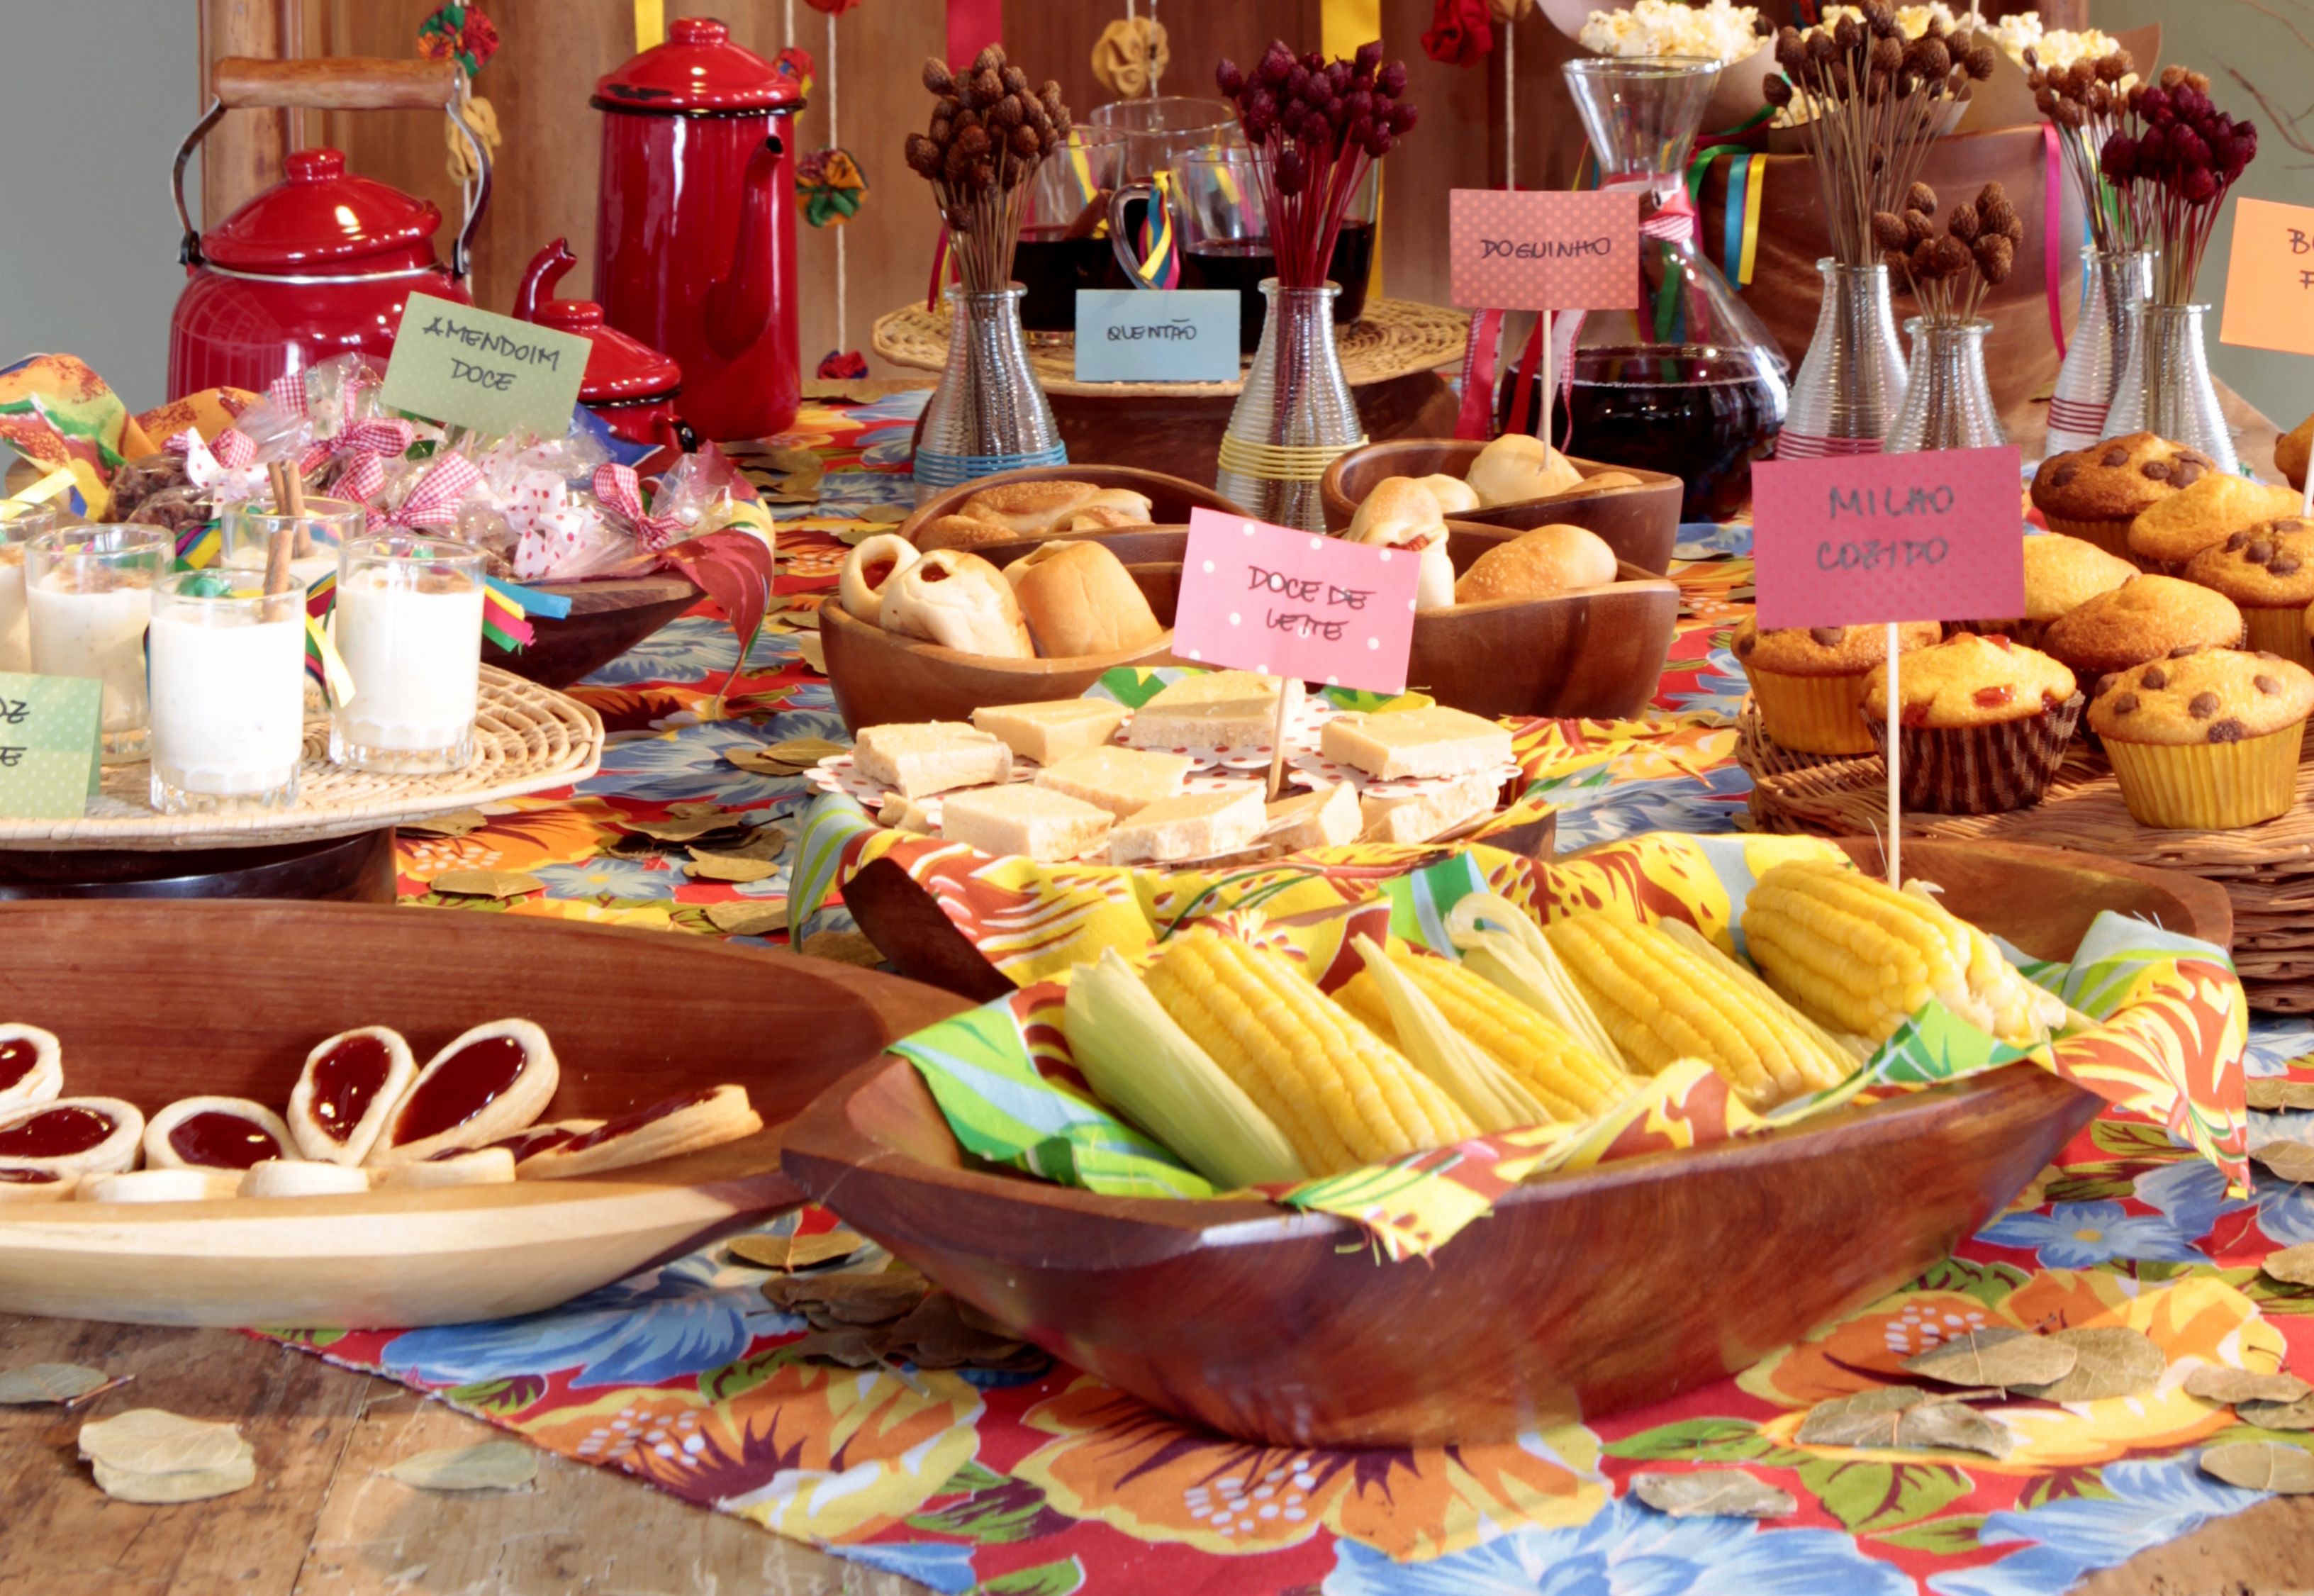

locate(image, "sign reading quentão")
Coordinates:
1073 289 1242 384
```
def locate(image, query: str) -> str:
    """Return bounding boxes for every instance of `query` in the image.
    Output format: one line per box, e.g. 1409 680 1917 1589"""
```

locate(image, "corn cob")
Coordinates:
1062 949 1309 1190
1740 861 2066 1047
1337 937 1552 1132
1445 894 1629 1073
1541 912 1849 1107
1657 921 1863 1086
1142 927 1478 1176
1336 944 1625 1122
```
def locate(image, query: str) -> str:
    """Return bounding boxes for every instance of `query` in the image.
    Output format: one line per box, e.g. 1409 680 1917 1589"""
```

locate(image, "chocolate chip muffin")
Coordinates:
1731 618 1943 755
2181 518 2314 666
2089 646 2314 829
2030 433 2220 559
1860 632 2084 813
2128 475 2308 570
2040 574 2245 680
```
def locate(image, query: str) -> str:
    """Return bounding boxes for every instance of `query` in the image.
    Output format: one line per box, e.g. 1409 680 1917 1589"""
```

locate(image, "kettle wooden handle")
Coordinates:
211 57 458 113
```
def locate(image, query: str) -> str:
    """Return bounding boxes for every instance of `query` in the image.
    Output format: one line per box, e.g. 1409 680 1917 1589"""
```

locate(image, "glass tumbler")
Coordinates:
147 569 306 813
0 503 60 674
219 496 365 608
26 524 172 762
329 535 486 774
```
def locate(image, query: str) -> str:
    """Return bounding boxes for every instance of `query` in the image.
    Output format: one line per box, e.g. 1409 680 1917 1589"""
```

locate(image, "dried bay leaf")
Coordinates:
784 1327 888 1368
399 809 490 838
856 503 912 524
623 813 743 844
2200 1441 2314 1493
0 1363 111 1405
765 1267 928 1325
1895 1401 2015 1459
687 852 779 883
429 869 544 900
2184 1366 2311 1406
704 900 788 937
830 525 880 549
2264 1241 2314 1287
80 1409 249 1475
382 1441 537 1492
1796 1386 1929 1448
1631 1470 1796 1519
2013 1327 2168 1403
2237 1394 2314 1432
2254 1140 2314 1183
717 824 790 862
803 930 883 969
2247 1079 2314 1111
730 1230 864 1271
778 605 824 631
91 1453 256 1505
1901 1327 2077 1391
761 737 847 766
881 1294 1035 1371
666 801 725 817
797 632 827 673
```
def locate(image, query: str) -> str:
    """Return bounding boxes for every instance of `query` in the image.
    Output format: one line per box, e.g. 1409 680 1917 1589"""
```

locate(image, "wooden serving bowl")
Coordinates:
897 464 1246 545
1319 440 1684 574
821 596 1178 735
482 574 705 690
0 899 964 1329
784 839 2230 1447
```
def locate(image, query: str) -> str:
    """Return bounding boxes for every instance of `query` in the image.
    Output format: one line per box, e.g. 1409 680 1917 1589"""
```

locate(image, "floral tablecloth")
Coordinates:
269 393 2314 1595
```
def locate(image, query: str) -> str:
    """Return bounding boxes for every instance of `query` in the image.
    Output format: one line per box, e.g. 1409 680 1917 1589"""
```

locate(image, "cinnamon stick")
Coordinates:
284 462 313 558
262 527 296 622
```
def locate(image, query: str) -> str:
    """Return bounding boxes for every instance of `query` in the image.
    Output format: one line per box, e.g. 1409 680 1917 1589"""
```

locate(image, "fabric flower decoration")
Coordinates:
795 148 868 227
417 2 501 78
775 46 815 101
503 469 599 581
1424 0 1494 66
1092 16 1170 99
817 350 869 381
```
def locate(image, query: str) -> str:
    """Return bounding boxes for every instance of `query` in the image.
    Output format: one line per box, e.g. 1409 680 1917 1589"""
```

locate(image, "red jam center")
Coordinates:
559 1088 716 1154
167 1110 282 1170
861 559 895 590
393 1035 529 1144
0 1039 38 1093
309 1033 395 1143
0 1105 116 1159
0 1166 60 1184
482 1123 578 1160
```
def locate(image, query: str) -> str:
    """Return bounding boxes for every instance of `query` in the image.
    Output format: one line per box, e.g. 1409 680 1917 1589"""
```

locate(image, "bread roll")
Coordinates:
1572 470 1642 493
956 479 1105 535
1346 477 1455 610
880 549 1035 657
837 535 920 623
1059 489 1155 530
1416 473 1481 515
912 515 1019 553
1466 434 1582 506
1454 524 1618 604
1007 540 1163 657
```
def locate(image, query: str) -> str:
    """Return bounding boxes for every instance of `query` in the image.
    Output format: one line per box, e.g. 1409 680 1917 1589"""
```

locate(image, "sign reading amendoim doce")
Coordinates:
1750 447 2027 629
1173 509 1421 696
1448 189 1641 311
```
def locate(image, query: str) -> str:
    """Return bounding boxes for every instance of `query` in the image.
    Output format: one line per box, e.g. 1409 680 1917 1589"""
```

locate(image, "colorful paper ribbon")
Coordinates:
1130 171 1181 290
480 573 571 654
305 613 354 707
2043 123 2069 363
591 462 683 551
174 521 222 571
944 0 1002 67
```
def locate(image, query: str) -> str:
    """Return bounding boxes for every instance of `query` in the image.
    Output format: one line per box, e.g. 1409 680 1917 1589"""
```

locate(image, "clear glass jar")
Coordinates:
1216 279 1364 532
1782 260 1908 459
329 535 486 774
0 502 60 675
25 524 172 763
218 495 365 606
147 569 306 813
1885 318 2006 454
2045 247 2152 457
912 285 1067 505
2104 302 2237 475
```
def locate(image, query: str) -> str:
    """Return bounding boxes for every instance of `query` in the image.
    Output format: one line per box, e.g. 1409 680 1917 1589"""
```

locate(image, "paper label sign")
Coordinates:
1173 508 1420 696
1750 446 2026 629
0 672 101 818
1448 189 1641 311
1073 290 1242 383
2218 197 2314 358
376 294 591 435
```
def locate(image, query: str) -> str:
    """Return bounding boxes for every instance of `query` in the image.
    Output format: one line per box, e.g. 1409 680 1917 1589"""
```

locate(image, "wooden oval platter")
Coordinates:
484 574 705 690
897 464 1246 545
820 600 1179 735
1320 439 1684 574
782 838 2228 1448
0 900 965 1329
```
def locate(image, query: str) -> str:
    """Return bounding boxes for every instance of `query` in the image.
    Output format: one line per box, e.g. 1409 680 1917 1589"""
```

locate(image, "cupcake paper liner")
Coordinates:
1743 666 1876 756
2103 720 2307 830
2242 604 2314 671
1866 693 2086 815
2041 513 2147 567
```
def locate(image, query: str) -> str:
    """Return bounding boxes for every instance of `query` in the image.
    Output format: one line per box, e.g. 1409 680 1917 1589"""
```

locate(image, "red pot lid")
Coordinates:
201 148 443 273
594 16 801 114
530 301 683 403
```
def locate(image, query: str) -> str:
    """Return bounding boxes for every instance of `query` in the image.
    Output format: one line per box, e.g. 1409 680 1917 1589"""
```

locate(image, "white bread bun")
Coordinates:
1347 478 1455 608
838 535 920 623
82 1168 242 1203
239 1159 371 1198
1416 474 1481 515
1058 489 1154 530
1466 434 1583 506
881 549 1036 658
1454 524 1619 604
1006 541 1163 658
956 479 1105 535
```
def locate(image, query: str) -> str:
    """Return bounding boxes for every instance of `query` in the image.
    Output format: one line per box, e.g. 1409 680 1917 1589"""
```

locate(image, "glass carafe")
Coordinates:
1552 56 1789 521
2105 303 2238 476
2045 248 2152 457
1885 319 2006 454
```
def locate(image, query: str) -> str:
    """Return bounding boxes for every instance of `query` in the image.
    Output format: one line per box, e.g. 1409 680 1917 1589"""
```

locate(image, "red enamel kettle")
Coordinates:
593 18 803 442
167 58 489 400
515 240 690 452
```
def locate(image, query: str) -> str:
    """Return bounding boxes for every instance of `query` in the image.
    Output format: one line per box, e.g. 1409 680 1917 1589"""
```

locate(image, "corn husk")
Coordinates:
1351 936 1550 1132
1447 895 1628 1072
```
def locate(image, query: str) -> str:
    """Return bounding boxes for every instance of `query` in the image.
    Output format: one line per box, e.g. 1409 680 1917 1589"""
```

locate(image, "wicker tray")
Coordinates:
871 296 1470 398
1738 705 2314 1012
0 667 603 853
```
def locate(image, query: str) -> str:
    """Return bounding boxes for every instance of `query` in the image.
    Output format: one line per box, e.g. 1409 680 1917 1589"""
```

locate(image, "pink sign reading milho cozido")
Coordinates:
1173 509 1421 696
1750 446 2028 630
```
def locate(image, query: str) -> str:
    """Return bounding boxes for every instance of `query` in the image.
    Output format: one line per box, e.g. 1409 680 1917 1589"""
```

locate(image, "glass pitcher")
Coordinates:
1544 56 1790 520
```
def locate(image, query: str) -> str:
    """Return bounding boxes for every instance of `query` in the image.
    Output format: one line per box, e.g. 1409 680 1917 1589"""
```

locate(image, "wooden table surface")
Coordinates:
6 382 2305 1596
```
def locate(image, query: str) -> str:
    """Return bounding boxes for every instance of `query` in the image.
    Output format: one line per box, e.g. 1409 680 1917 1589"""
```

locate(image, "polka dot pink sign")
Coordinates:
1448 189 1643 311
1173 509 1421 696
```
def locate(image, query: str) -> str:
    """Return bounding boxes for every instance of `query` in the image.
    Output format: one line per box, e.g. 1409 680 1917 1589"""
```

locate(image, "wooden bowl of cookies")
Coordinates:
1319 438 1684 574
899 465 1247 554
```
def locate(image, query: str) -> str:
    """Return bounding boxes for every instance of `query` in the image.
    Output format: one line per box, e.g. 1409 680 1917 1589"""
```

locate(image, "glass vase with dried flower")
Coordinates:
904 47 1073 501
1877 182 2018 453
1763 3 1998 457
1209 39 1417 530
2098 64 2259 473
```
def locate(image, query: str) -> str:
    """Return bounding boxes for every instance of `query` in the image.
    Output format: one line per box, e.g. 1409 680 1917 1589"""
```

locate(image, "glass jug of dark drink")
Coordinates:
1015 128 1131 336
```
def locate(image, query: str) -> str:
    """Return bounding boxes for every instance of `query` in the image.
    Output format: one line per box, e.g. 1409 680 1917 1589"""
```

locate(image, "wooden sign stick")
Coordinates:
1538 308 1554 454
1266 684 1291 800
1885 621 1901 891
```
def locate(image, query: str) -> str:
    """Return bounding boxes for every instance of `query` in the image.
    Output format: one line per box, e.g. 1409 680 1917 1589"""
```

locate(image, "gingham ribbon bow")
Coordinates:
362 454 484 532
298 417 416 482
1605 177 1699 245
164 427 267 504
591 463 683 551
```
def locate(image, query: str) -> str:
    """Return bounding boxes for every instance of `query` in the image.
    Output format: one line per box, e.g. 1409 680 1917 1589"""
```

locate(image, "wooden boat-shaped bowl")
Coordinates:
483 574 705 690
898 464 1246 545
784 838 2230 1447
1319 440 1684 574
0 899 963 1329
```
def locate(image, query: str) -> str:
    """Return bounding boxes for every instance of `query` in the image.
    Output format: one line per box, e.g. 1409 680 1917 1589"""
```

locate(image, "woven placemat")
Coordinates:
0 667 604 852
1738 704 2314 1011
871 297 1470 397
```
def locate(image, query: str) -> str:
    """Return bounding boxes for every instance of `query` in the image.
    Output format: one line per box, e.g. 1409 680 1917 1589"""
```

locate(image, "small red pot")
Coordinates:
513 240 689 452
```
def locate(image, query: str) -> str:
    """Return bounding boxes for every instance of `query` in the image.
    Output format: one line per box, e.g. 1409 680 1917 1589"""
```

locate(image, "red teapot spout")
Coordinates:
705 135 783 357
515 238 578 323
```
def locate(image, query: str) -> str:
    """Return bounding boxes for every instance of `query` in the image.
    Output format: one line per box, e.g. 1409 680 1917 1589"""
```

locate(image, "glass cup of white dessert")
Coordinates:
329 535 486 773
26 524 172 762
0 503 60 675
147 569 308 813
219 496 363 603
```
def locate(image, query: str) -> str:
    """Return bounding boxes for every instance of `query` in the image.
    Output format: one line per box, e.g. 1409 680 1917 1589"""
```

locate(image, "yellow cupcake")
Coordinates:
2127 476 2307 569
2089 647 2314 828
1733 618 1943 754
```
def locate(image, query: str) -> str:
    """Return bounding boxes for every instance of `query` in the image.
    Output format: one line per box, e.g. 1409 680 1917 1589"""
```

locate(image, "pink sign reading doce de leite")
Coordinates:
1750 446 2028 630
1173 509 1421 696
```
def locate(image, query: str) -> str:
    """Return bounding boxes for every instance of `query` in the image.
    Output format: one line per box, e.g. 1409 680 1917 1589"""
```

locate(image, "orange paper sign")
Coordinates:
2218 197 2314 358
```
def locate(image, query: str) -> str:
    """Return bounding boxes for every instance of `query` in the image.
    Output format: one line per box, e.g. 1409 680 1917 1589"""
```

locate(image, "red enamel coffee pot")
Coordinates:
167 57 488 401
592 17 803 442
514 240 691 453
